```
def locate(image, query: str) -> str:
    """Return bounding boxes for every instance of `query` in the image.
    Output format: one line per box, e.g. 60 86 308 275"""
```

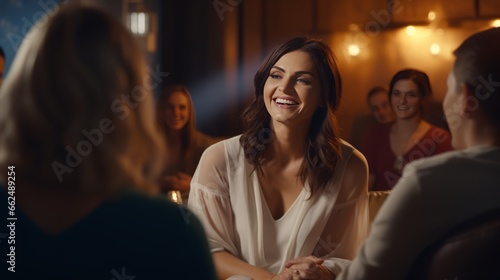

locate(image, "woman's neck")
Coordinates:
267 120 309 163
166 129 182 145
393 115 423 135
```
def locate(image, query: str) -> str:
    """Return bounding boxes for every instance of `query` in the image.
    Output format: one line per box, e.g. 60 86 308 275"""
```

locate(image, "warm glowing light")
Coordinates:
406 25 416 36
129 12 148 35
428 11 436 21
348 44 360 56
492 19 500 27
430 43 441 55
349 23 359 32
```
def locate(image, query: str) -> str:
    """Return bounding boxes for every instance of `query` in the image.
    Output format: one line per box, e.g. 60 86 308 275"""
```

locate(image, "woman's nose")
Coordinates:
400 95 408 104
279 78 294 94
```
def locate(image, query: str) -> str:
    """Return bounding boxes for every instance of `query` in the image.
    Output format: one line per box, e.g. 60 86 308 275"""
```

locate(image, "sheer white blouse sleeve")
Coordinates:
188 136 369 276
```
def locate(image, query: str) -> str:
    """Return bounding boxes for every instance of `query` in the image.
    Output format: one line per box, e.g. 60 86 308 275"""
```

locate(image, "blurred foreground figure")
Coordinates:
0 3 216 280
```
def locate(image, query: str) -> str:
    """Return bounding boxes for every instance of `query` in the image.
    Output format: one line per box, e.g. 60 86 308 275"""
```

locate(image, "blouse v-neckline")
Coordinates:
260 184 306 222
390 125 432 171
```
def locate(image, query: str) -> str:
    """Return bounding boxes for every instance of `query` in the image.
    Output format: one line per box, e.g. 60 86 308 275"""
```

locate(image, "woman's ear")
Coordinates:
459 83 477 118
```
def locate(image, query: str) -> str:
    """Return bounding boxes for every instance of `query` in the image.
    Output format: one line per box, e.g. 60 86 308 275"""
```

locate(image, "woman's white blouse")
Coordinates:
188 135 369 275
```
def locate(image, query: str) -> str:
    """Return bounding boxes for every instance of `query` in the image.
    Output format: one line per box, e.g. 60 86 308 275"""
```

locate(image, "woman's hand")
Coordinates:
282 256 334 280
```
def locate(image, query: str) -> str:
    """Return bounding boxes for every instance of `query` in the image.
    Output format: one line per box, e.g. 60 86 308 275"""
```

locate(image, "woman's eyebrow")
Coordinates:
271 66 314 76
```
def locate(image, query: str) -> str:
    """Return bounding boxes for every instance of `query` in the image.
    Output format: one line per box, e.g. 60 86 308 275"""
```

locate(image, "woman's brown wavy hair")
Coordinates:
240 37 343 196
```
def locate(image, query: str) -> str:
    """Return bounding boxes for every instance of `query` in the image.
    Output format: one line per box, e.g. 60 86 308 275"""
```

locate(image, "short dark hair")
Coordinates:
0 46 5 59
453 27 500 126
366 86 388 104
388 69 432 101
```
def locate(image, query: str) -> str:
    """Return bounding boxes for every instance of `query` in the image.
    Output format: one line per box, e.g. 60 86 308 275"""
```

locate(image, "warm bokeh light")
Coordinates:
348 44 360 56
430 43 441 55
406 25 416 36
492 19 500 28
428 11 436 21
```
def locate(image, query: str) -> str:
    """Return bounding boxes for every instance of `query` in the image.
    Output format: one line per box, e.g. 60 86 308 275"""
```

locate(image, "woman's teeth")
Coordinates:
275 98 297 105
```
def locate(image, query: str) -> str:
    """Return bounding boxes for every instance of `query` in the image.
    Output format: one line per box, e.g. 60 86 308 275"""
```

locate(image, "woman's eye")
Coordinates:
297 78 311 84
270 73 281 79
392 91 401 96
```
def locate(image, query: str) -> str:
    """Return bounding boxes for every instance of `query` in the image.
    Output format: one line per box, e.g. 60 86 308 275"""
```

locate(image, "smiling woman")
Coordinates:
188 36 369 280
156 84 221 203
264 51 322 127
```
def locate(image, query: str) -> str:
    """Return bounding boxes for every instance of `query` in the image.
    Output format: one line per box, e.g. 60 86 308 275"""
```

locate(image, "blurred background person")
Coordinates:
338 26 500 280
156 84 221 203
362 69 453 191
367 86 396 124
349 86 396 149
0 4 216 279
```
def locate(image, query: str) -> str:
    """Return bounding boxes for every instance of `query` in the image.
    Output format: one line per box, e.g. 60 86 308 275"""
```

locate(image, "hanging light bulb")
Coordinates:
406 25 416 36
430 43 441 55
428 11 436 21
348 44 360 57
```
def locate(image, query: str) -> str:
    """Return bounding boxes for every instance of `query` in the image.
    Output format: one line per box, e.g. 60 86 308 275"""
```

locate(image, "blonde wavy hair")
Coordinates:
0 3 165 195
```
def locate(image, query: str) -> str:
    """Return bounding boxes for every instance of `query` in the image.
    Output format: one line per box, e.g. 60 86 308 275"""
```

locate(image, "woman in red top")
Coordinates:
362 69 453 191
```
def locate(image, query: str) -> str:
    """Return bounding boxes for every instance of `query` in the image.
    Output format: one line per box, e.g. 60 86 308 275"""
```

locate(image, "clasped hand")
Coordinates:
271 256 334 280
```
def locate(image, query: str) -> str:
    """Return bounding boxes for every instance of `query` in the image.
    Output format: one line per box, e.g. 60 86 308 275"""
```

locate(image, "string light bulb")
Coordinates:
428 11 436 21
430 43 441 55
348 44 360 57
406 25 416 36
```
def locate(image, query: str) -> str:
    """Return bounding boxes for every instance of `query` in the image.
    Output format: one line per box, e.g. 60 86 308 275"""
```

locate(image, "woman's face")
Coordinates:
391 79 422 120
164 91 190 131
263 50 322 127
368 91 395 124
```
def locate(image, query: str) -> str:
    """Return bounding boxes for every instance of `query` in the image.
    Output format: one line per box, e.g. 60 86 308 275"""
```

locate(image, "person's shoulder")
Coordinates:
217 134 242 154
336 139 368 197
340 139 368 169
115 190 189 222
198 134 242 168
340 139 367 162
114 191 207 237
404 146 497 176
